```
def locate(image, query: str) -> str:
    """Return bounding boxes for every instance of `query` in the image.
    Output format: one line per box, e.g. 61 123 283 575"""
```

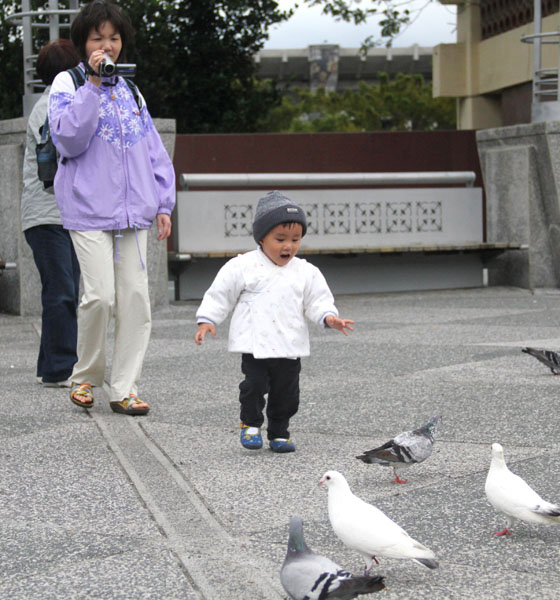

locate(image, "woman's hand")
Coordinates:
156 213 172 241
87 49 105 87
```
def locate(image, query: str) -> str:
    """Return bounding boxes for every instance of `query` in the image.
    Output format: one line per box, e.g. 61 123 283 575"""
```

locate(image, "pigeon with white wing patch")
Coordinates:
319 470 438 573
485 442 560 536
280 516 385 600
356 415 442 483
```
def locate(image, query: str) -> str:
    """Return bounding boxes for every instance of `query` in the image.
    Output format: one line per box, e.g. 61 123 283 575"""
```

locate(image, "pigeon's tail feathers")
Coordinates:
356 450 392 466
330 575 385 598
414 557 439 569
356 442 411 466
522 347 560 373
534 503 560 519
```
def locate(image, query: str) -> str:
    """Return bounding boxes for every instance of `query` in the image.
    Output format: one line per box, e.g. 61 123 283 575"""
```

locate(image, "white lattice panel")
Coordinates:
176 188 483 254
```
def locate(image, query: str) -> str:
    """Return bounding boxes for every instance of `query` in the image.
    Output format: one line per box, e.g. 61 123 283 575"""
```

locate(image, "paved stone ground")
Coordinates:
2 286 560 599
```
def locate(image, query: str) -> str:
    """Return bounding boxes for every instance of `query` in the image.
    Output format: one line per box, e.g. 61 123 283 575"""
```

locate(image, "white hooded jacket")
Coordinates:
196 249 338 359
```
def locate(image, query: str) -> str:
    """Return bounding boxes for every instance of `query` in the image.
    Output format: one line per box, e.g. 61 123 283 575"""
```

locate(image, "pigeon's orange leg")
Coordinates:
493 528 513 536
392 469 407 484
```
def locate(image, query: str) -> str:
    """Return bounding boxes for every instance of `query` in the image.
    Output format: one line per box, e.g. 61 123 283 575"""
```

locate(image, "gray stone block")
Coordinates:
0 144 24 314
477 121 560 289
485 250 530 288
483 146 531 245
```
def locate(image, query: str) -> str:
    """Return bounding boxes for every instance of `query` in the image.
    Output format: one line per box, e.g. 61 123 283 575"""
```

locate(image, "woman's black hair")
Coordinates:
36 38 81 86
70 0 135 62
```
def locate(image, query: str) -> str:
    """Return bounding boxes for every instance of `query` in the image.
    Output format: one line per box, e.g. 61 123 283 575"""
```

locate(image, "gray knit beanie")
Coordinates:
252 190 307 243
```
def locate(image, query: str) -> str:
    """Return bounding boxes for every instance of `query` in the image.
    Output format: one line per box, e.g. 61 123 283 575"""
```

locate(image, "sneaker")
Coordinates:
269 438 296 453
42 379 72 388
240 423 263 449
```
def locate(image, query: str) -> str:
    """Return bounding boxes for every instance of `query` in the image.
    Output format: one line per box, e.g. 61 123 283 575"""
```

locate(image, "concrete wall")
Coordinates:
174 184 485 300
0 117 176 315
171 130 489 299
477 121 560 288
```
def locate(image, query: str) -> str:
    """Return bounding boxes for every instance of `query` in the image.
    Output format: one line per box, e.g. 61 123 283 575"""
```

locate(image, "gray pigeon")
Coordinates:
356 415 442 483
521 347 560 374
280 516 385 600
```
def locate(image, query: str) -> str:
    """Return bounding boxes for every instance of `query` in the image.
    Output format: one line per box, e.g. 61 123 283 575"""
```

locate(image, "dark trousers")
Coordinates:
239 353 301 440
24 225 80 383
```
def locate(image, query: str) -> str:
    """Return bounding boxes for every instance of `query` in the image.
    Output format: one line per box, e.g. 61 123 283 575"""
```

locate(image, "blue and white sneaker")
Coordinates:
240 424 263 449
269 438 296 453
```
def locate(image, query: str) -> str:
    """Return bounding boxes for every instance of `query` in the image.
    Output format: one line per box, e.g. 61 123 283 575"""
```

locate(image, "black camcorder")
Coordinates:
99 54 136 78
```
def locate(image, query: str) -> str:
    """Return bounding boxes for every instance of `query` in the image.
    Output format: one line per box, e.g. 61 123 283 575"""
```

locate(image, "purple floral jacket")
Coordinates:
48 65 175 231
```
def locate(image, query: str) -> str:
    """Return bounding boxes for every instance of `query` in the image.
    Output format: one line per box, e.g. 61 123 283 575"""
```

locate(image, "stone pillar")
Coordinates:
147 118 176 310
0 117 176 315
0 121 26 314
477 121 560 289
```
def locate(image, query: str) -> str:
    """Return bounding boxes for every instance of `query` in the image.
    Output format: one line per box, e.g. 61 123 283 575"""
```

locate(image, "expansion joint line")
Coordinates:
92 411 206 599
92 382 284 599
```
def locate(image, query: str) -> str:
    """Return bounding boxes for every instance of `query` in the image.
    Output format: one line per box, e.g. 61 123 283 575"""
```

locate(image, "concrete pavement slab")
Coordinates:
2 287 560 598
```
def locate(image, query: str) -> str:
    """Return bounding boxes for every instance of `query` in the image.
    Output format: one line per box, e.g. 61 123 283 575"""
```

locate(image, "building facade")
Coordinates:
255 44 433 92
434 0 560 129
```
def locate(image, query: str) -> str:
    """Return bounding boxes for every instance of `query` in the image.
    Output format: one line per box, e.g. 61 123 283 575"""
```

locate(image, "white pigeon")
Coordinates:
280 516 385 600
318 470 438 573
485 442 560 536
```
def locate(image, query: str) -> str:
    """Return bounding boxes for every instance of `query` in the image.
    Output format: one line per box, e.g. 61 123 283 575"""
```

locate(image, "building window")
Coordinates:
480 0 559 40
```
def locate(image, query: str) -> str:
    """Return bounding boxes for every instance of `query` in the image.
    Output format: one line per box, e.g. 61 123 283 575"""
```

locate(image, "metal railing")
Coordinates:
180 171 477 190
521 0 560 121
7 0 80 116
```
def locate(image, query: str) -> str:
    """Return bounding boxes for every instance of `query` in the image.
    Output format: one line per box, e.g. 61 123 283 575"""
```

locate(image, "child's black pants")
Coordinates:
239 353 301 440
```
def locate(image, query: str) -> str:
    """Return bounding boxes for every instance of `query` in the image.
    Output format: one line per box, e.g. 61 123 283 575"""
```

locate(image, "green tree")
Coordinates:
261 73 456 132
0 1 439 128
0 0 291 132
119 0 290 132
304 0 413 49
0 1 24 120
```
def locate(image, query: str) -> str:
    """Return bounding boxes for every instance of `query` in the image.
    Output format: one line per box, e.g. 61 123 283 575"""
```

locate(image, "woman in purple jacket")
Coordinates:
48 0 175 414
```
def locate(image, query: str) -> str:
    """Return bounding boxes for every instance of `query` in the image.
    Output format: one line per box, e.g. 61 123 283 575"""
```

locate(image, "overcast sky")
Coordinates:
264 0 457 49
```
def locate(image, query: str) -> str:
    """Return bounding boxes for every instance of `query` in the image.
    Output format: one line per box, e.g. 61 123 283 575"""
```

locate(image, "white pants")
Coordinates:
69 229 151 403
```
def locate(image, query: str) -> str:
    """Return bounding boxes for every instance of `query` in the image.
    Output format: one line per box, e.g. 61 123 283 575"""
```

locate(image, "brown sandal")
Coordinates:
110 393 150 416
70 383 94 409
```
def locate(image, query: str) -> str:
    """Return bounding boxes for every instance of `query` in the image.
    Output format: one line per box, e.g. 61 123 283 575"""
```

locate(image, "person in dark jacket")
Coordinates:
22 39 81 387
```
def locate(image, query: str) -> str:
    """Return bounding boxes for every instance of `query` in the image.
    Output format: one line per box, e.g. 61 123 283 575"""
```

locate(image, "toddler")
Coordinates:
195 191 353 452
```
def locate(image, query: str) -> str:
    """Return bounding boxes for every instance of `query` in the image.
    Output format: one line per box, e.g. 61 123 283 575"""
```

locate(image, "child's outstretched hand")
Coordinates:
195 322 216 345
325 315 354 336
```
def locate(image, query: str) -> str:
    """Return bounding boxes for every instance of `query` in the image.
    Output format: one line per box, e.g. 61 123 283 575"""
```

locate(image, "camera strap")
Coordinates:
83 62 100 78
